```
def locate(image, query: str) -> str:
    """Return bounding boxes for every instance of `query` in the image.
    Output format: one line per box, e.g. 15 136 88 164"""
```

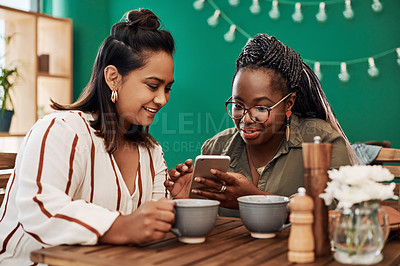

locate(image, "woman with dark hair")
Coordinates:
0 9 175 264
166 33 354 217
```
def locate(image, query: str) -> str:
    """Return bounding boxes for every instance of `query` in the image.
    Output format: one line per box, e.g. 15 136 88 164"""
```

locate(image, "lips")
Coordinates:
143 106 159 114
240 127 261 139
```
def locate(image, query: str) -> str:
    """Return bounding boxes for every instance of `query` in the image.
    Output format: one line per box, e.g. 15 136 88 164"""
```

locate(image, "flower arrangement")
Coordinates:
320 165 397 265
320 165 398 209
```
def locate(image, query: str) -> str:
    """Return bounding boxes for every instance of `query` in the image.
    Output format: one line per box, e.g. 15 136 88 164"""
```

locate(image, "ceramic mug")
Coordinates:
171 199 220 244
238 195 290 238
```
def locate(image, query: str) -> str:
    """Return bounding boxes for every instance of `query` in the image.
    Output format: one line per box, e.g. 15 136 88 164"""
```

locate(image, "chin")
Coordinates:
138 119 154 127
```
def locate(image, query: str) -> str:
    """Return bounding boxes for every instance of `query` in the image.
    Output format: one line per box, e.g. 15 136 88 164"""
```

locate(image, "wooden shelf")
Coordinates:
38 72 70 79
0 5 72 135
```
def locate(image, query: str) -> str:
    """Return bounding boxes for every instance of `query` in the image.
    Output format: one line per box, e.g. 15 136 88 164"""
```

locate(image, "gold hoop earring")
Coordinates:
111 89 118 103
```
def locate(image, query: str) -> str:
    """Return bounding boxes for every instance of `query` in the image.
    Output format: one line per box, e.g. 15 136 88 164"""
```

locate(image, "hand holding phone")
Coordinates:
188 155 230 199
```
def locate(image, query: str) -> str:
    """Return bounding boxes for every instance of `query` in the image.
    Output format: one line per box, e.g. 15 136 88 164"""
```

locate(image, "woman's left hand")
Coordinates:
191 169 266 209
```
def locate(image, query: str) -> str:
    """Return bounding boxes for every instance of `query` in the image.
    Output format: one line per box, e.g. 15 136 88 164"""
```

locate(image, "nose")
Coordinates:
153 90 168 107
241 110 254 124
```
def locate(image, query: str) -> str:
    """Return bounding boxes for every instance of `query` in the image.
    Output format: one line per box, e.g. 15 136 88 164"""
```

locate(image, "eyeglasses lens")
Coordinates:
226 102 269 123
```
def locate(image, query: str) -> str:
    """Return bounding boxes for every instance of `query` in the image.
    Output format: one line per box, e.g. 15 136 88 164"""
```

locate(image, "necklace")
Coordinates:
246 136 285 176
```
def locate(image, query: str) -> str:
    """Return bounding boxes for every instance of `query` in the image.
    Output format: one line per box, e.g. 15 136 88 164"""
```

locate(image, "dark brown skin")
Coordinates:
165 68 296 209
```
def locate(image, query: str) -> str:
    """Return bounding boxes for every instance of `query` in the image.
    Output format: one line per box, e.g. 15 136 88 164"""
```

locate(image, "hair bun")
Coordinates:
125 9 160 31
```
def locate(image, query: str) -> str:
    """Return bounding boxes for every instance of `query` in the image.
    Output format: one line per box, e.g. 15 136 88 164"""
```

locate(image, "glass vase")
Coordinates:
331 201 389 265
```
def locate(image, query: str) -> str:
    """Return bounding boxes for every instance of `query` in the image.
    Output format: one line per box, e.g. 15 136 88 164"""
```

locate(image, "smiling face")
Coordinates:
114 51 174 129
231 67 295 146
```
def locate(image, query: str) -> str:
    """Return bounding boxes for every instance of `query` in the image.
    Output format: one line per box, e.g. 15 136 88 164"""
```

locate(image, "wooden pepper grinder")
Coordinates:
302 136 331 257
288 187 315 263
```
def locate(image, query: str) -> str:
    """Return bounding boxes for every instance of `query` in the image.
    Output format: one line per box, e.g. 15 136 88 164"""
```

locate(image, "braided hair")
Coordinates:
52 9 175 153
234 33 357 164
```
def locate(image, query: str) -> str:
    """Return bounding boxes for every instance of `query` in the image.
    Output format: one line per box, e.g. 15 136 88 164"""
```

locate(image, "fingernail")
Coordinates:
192 189 198 194
183 166 188 171
194 177 200 182
175 172 180 177
168 181 174 185
210 169 216 174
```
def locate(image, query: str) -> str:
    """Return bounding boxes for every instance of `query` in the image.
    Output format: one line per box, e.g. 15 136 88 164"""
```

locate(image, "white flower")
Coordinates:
320 165 397 209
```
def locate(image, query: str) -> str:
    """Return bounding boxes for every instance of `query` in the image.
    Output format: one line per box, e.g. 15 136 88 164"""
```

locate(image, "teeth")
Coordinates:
144 107 157 113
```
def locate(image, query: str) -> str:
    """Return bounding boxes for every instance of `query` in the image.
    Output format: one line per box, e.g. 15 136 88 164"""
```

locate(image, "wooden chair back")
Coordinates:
0 152 17 205
372 148 400 211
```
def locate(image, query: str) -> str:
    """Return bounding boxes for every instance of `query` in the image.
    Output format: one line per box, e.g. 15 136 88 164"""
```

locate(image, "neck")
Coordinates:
247 132 285 168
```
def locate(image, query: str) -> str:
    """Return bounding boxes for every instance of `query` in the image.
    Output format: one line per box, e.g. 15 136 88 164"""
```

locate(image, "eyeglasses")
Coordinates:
224 93 294 123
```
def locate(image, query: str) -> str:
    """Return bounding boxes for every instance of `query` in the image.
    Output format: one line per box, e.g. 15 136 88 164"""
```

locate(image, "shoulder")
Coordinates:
294 115 342 143
28 111 96 142
201 127 238 155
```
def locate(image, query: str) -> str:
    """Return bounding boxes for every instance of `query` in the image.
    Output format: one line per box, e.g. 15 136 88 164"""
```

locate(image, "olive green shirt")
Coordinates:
201 114 351 217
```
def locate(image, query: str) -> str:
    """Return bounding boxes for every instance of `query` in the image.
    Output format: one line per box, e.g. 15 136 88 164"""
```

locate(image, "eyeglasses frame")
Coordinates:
224 92 294 123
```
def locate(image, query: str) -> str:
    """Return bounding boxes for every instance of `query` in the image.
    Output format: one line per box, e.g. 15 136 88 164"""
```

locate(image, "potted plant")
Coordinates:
0 34 19 132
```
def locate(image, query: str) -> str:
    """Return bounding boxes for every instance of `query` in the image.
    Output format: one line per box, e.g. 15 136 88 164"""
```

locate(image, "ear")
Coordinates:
104 65 122 91
286 92 296 111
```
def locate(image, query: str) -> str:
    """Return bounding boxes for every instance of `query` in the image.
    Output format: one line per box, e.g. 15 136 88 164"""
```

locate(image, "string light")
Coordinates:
396 48 400 66
343 0 354 20
193 0 205 11
194 0 399 81
292 3 303 23
338 62 350 82
250 0 261 15
224 25 236 42
367 57 379 78
371 0 383 12
314 62 323 81
207 10 220 27
228 0 240 7
316 2 327 23
268 0 280 20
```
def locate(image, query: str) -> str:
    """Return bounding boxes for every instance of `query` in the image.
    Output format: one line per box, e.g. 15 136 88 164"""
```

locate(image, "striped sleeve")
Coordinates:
150 144 169 200
15 116 119 246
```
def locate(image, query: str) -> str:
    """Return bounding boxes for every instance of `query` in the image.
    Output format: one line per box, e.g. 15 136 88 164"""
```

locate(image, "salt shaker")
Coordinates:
288 187 315 263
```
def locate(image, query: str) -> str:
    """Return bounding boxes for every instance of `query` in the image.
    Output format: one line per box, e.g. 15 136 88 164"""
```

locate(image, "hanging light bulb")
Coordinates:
229 0 240 7
338 62 350 82
292 3 303 23
343 0 354 20
314 62 323 81
367 57 379 78
224 25 236 42
316 2 327 23
371 0 383 12
207 10 221 27
250 0 261 15
193 0 205 11
397 48 400 66
268 0 280 20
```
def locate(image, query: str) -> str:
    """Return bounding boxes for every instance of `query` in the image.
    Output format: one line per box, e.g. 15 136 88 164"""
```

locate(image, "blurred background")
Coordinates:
1 0 399 167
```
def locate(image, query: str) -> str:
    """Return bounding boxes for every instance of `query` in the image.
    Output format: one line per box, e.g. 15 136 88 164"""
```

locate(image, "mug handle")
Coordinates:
279 201 291 231
171 227 181 237
279 222 291 231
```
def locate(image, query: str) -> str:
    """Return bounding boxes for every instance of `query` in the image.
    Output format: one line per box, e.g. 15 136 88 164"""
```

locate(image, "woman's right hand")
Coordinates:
164 159 193 199
99 198 175 245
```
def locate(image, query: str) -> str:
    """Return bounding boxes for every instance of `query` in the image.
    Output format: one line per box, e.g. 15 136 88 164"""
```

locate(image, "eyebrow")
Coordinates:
233 96 274 103
145 77 175 85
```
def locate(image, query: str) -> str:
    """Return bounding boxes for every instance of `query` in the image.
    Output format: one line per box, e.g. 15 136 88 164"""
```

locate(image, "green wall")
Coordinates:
45 0 400 167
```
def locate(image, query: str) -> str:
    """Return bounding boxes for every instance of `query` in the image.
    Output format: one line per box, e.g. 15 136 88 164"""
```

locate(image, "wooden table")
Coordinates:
31 217 400 266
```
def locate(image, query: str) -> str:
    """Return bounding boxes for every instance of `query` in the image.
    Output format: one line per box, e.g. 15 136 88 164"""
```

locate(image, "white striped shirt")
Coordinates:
0 111 169 265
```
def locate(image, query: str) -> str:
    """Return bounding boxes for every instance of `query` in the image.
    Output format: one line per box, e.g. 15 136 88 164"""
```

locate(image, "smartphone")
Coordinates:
188 155 231 199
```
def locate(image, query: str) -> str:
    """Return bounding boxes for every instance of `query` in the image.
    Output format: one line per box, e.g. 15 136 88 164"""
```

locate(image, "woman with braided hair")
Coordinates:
0 9 176 264
166 33 353 217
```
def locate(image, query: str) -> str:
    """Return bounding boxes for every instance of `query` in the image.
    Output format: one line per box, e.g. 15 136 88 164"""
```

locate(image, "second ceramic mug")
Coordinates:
238 195 290 238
